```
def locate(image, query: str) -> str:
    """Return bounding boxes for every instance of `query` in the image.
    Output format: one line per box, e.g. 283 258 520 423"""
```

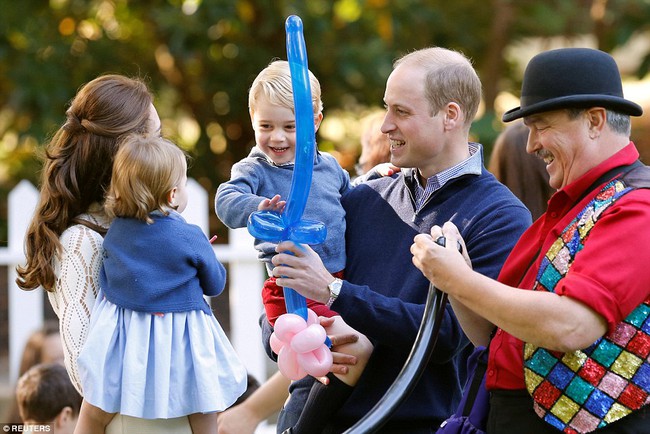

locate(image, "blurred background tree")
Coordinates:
2 0 650 243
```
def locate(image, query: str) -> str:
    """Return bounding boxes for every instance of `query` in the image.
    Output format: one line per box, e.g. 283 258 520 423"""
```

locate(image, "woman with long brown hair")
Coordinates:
16 74 192 433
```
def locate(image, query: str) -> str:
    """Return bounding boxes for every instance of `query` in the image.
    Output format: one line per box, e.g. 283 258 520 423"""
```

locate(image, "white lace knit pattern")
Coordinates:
49 207 109 394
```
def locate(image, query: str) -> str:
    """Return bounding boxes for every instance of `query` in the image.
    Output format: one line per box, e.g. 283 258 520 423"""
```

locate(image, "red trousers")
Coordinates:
262 270 344 326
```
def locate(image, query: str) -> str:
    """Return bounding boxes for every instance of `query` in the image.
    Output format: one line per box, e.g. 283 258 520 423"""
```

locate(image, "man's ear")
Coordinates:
442 102 462 130
585 107 607 138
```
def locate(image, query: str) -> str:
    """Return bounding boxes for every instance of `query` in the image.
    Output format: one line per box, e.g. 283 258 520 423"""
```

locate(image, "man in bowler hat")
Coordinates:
411 47 650 433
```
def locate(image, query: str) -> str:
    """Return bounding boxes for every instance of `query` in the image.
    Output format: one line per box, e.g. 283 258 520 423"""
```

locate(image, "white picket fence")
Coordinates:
0 179 269 385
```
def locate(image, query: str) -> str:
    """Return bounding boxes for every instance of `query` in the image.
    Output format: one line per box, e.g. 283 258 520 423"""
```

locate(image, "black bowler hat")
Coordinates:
502 48 643 122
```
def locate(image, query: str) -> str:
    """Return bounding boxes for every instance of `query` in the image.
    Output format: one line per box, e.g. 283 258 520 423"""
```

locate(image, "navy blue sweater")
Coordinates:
280 166 532 432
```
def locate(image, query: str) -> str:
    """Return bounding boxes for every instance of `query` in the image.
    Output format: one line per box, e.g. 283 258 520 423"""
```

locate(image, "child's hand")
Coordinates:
373 163 401 177
257 194 286 212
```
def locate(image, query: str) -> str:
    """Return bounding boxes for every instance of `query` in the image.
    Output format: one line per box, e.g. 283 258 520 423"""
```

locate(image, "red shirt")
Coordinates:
487 143 650 390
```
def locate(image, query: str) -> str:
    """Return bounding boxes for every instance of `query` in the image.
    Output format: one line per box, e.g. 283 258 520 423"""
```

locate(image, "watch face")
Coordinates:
330 279 342 295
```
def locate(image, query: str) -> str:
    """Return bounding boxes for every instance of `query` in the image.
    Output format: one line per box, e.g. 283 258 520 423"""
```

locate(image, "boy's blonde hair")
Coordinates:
105 134 187 224
248 60 323 117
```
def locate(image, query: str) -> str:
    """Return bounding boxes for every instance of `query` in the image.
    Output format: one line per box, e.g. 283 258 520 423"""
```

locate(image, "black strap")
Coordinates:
71 217 107 237
620 162 650 189
461 346 489 416
576 160 643 204
460 329 494 417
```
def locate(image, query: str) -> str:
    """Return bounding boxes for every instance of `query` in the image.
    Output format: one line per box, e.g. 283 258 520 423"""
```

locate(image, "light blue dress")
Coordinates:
78 289 247 418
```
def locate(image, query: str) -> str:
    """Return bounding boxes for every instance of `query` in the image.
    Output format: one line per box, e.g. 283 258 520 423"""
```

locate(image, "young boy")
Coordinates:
217 60 346 324
16 363 82 434
216 60 376 433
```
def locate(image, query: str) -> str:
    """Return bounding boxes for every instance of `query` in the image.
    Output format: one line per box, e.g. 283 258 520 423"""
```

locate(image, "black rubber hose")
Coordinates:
343 284 447 433
343 236 456 433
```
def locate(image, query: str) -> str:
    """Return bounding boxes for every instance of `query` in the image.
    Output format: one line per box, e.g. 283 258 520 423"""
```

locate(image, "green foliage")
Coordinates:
1 0 650 244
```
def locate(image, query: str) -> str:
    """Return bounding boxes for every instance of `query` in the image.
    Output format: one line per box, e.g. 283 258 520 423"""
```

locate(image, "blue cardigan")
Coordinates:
100 211 225 314
278 164 532 431
216 146 351 273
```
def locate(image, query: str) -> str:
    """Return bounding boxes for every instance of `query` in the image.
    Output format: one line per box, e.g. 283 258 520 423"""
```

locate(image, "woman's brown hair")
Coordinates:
16 74 154 291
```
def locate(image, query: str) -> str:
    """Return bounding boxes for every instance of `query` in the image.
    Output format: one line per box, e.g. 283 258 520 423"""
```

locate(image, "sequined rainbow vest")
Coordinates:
524 175 650 434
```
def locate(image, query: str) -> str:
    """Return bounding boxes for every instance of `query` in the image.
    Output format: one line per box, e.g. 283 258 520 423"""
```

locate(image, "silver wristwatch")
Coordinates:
325 278 343 308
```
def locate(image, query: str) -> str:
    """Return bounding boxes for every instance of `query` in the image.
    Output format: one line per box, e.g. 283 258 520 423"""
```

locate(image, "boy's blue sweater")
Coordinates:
216 146 351 273
281 165 532 431
100 211 226 314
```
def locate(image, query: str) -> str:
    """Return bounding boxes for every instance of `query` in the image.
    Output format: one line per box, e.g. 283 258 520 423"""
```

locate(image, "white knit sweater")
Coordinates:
48 204 109 394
